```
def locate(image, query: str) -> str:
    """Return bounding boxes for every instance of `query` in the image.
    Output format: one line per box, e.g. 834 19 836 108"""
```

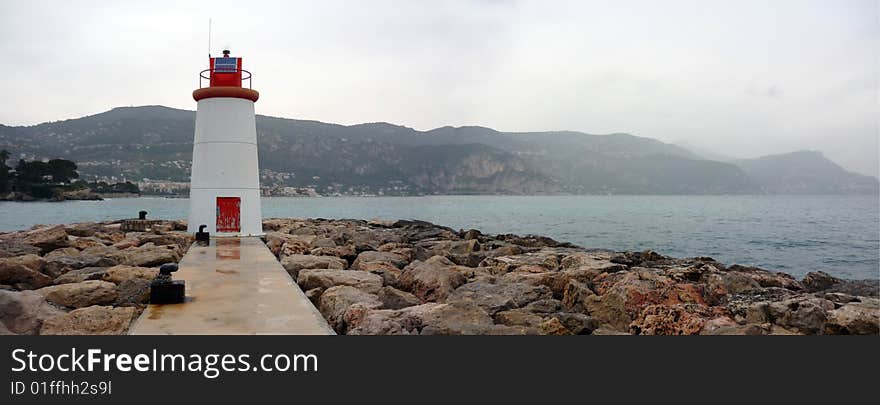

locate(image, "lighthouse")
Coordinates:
187 50 263 237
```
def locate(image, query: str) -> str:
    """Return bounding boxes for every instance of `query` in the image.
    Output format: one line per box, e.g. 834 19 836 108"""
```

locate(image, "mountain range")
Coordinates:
0 105 876 195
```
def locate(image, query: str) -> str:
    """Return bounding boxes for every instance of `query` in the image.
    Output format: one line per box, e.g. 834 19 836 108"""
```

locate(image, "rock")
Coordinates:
701 271 761 304
123 245 180 268
67 236 107 250
348 303 445 335
461 229 482 240
561 280 596 312
766 296 835 334
378 286 420 309
523 299 563 314
81 245 131 264
44 253 118 278
553 312 598 335
480 251 561 273
823 298 879 335
318 286 382 333
351 251 409 270
0 257 53 289
1 254 45 273
135 233 193 250
699 317 767 335
0 239 41 258
36 280 118 308
560 252 622 271
609 250 667 266
727 265 804 291
281 255 348 279
397 256 468 302
356 261 402 286
23 225 69 253
489 244 523 257
265 233 313 257
101 265 158 284
822 279 880 297
426 239 480 256
114 278 151 306
305 287 323 305
494 309 544 327
419 302 497 335
630 304 713 335
40 305 137 335
310 245 358 261
802 271 841 293
53 267 109 284
539 317 572 335
446 281 553 315
297 269 383 294
0 289 65 335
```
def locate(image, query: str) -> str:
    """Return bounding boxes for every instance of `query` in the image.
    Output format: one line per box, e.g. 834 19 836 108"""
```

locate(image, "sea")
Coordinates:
1 195 878 280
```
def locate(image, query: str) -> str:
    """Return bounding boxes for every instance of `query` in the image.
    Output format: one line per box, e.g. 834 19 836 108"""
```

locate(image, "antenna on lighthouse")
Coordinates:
207 18 212 57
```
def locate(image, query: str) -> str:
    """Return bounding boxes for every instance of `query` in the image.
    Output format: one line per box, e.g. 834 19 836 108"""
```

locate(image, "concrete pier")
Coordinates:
130 238 333 335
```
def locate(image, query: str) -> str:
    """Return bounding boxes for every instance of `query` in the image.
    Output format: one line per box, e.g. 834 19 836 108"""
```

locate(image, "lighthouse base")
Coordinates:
187 188 264 237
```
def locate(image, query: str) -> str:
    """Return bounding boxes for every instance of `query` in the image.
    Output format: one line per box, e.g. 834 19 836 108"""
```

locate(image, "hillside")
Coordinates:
735 151 879 194
0 106 875 195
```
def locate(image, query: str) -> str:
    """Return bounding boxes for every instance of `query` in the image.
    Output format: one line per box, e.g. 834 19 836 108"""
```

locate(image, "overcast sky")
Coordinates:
0 0 877 175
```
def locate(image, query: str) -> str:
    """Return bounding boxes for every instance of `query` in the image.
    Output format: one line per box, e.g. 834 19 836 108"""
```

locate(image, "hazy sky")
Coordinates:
1 0 877 175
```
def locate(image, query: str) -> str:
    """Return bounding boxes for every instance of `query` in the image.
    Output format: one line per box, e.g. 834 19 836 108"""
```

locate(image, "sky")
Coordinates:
0 0 877 176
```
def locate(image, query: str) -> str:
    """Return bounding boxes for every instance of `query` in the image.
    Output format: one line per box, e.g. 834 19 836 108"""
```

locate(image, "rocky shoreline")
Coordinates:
1 218 877 335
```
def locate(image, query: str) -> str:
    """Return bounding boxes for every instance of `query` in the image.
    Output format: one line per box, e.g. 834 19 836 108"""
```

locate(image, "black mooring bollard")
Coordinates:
138 210 148 220
149 263 185 304
195 224 210 243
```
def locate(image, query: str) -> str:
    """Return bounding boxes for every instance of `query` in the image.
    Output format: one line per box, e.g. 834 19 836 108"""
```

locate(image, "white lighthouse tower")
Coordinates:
187 50 263 237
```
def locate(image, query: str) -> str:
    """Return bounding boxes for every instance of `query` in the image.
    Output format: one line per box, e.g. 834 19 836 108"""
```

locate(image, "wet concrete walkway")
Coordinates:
130 237 334 335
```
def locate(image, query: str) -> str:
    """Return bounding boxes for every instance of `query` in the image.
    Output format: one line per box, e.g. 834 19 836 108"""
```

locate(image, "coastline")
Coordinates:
1 218 877 335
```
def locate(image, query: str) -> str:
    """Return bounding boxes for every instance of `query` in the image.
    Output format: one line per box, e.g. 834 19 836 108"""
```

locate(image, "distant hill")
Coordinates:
0 106 875 195
734 151 879 194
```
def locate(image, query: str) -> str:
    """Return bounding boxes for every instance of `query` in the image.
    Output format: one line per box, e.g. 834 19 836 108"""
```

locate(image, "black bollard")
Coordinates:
195 224 210 243
149 263 185 304
138 210 148 220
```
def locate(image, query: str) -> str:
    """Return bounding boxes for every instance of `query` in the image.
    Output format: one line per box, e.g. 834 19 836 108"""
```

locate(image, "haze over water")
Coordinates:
1 195 877 280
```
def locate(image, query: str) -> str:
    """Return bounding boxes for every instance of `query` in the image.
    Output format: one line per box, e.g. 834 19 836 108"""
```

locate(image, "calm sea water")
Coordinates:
1 195 878 280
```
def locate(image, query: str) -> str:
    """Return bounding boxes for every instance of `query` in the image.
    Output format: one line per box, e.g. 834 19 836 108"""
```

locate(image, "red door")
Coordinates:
216 197 241 233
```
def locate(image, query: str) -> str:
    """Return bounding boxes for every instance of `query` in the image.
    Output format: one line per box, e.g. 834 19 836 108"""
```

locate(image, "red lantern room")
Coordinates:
193 49 259 102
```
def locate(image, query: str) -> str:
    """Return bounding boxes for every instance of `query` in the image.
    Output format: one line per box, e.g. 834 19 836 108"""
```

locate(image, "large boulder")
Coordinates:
420 302 527 335
446 281 553 315
114 278 152 306
317 285 382 333
123 245 180 268
36 280 118 308
765 296 835 334
281 255 347 279
0 239 41 258
40 305 137 335
397 256 468 302
297 269 383 294
0 289 65 335
101 265 158 284
53 267 109 284
0 255 52 289
348 303 444 335
351 251 408 270
23 225 69 253
823 298 880 335
727 265 804 291
802 271 842 293
377 286 420 310
630 304 713 335
43 251 119 278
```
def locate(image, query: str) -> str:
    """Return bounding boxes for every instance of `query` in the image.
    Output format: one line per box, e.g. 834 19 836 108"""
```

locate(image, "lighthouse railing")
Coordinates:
199 69 253 89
